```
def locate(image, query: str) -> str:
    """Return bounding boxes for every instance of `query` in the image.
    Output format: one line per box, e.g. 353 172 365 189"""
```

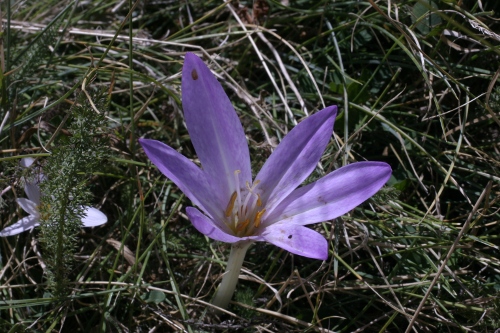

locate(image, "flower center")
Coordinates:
223 171 266 237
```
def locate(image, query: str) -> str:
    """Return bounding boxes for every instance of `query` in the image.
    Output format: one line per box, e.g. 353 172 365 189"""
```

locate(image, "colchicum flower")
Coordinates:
0 158 107 237
139 53 392 309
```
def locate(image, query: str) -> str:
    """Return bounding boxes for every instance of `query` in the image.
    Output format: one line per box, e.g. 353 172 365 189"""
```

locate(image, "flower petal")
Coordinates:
0 215 40 236
181 53 251 199
24 182 41 205
266 162 392 226
139 138 223 221
20 157 45 204
81 207 107 227
262 223 328 260
255 106 337 212
17 198 39 216
20 157 35 168
186 207 244 243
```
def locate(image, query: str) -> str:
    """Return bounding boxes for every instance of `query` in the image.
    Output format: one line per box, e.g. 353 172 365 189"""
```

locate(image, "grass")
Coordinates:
0 0 499 331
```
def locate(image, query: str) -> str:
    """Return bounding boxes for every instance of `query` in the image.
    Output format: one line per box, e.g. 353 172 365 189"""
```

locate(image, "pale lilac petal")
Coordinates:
17 198 39 216
262 223 328 260
181 53 251 199
20 157 35 168
255 106 337 212
20 158 44 204
187 207 245 243
266 162 391 226
0 215 40 236
81 207 107 227
139 138 223 221
24 182 41 205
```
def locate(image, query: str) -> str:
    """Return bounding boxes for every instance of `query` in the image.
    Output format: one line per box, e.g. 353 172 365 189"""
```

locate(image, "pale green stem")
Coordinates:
211 241 252 311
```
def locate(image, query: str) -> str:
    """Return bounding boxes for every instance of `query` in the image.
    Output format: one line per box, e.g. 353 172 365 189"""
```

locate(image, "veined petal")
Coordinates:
262 223 328 260
182 53 251 199
81 207 107 227
187 207 245 243
139 138 223 220
17 198 39 216
266 162 392 226
256 106 337 212
0 215 40 236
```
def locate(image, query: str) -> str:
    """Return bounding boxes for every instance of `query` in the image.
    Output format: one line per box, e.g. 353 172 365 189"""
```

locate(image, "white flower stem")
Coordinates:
211 241 252 311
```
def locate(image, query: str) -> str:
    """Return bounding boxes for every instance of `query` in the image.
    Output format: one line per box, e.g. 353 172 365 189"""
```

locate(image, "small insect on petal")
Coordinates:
288 235 293 239
191 69 198 80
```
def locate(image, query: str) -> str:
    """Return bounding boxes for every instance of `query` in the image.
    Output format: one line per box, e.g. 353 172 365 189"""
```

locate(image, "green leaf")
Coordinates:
412 1 442 35
141 290 166 304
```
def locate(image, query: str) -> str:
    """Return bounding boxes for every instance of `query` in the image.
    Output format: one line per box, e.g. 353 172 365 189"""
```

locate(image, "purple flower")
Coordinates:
139 53 391 260
0 158 107 237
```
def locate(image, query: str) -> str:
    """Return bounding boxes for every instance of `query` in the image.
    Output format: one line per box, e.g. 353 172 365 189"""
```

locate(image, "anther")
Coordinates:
236 219 250 231
225 191 238 217
254 209 266 228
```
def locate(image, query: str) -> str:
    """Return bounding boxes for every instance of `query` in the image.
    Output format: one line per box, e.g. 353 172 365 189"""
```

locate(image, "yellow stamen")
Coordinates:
225 191 238 217
236 219 250 231
254 209 266 228
256 194 262 207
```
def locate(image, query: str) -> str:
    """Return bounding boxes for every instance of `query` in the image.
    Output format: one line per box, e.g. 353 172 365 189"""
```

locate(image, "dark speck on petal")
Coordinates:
191 69 198 80
288 235 292 239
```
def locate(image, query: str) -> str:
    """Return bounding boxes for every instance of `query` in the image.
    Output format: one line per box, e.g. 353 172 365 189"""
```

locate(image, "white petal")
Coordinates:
17 198 39 216
24 182 41 205
81 207 107 227
20 157 35 168
0 215 40 236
